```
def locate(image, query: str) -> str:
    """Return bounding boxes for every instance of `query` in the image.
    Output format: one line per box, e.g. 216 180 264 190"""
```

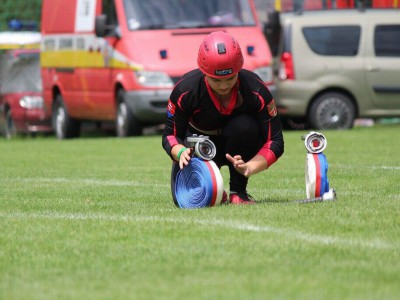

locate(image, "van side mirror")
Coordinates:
95 14 120 38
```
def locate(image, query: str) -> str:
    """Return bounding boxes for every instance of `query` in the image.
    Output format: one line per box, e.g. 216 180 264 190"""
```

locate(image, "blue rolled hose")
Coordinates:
174 157 223 209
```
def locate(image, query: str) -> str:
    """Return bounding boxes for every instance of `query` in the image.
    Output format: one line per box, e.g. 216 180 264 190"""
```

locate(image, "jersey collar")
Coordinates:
204 78 239 115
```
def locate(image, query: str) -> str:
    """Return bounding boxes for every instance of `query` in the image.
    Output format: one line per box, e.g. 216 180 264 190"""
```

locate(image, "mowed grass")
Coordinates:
0 125 399 300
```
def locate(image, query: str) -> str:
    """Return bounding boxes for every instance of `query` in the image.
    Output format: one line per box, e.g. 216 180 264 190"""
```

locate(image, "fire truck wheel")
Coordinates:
116 90 142 137
53 94 80 139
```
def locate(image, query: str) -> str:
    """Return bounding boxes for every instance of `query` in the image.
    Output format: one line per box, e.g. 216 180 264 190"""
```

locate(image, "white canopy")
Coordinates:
0 31 41 49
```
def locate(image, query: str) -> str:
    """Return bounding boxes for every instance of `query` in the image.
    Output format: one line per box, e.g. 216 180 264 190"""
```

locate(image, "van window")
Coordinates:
122 0 256 30
374 25 400 57
302 26 360 56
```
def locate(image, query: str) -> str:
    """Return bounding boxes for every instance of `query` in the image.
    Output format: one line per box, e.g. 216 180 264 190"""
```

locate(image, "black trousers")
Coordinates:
171 114 262 204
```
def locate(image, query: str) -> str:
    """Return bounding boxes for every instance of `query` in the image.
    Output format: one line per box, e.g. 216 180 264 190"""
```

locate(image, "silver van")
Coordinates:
275 9 400 129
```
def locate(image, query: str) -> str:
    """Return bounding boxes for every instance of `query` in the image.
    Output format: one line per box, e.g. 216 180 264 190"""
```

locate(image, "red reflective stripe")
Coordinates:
176 91 189 109
256 122 277 167
252 91 266 111
257 144 277 168
205 161 218 206
313 153 321 197
167 135 179 148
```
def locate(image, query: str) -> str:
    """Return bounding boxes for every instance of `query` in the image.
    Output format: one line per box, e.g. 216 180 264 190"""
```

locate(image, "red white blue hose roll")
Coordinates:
174 157 224 209
305 153 330 198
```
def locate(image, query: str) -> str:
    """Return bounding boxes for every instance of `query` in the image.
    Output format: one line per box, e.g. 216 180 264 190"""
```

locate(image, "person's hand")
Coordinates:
226 154 251 177
179 148 192 169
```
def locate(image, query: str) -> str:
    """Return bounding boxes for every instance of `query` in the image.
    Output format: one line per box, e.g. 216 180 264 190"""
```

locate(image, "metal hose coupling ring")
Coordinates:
302 131 327 154
186 134 216 161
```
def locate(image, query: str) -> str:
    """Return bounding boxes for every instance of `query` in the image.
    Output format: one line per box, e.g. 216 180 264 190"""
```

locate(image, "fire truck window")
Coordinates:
103 0 118 27
122 0 255 30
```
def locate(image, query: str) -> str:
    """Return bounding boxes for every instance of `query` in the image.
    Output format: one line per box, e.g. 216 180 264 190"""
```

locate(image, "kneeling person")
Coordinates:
162 31 284 205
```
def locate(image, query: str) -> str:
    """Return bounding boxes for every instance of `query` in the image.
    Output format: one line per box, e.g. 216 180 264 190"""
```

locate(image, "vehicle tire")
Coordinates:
116 89 142 137
5 109 16 139
308 92 356 130
52 94 80 139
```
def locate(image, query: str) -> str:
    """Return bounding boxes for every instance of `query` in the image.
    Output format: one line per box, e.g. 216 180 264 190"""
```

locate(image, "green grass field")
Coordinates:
1 125 399 300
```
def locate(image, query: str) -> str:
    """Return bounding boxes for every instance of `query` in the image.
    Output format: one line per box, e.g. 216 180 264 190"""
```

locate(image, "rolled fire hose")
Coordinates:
303 132 331 199
174 157 224 209
305 152 330 199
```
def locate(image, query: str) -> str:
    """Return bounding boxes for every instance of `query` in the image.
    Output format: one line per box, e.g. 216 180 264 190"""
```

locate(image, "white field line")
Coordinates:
333 164 400 171
1 177 169 187
1 211 396 251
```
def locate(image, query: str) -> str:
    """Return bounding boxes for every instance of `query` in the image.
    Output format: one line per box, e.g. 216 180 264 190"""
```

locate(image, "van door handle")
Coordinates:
366 65 380 72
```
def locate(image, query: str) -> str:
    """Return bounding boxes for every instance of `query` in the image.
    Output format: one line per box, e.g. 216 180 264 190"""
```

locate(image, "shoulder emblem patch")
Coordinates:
267 99 277 117
167 99 175 118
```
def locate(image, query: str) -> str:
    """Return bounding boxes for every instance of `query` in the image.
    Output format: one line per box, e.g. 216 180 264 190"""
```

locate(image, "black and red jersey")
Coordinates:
162 69 284 167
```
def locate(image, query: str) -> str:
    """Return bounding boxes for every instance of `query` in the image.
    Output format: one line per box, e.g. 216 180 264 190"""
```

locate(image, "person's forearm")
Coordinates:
171 144 187 161
246 155 268 177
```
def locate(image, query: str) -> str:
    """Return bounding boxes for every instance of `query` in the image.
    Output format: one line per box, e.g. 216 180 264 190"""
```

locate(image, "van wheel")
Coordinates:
116 90 142 137
309 92 355 130
5 109 16 139
53 94 80 139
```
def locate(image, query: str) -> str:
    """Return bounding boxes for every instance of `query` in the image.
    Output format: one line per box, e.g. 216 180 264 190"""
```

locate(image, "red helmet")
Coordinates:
197 31 244 78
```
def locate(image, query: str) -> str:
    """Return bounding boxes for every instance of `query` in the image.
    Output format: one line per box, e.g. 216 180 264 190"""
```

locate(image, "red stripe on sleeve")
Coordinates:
257 124 277 167
257 143 277 168
167 135 179 149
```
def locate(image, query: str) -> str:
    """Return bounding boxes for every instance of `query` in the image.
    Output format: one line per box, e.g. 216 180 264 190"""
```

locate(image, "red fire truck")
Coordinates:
41 0 275 139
